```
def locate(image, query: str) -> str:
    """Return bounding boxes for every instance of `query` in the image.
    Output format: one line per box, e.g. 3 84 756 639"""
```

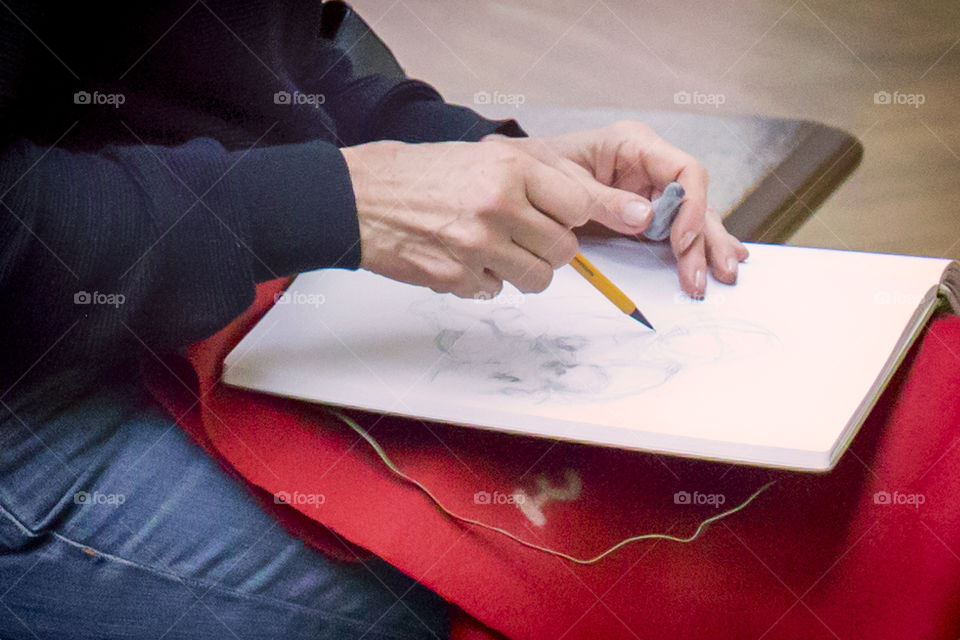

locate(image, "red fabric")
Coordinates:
145 279 960 639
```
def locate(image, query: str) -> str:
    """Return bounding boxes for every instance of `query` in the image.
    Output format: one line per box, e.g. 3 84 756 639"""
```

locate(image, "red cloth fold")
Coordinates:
146 279 960 639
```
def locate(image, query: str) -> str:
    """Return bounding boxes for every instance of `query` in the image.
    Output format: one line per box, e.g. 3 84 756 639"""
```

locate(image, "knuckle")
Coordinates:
475 184 511 219
610 119 654 138
572 205 592 228
525 263 553 293
439 224 485 258
435 263 468 290
484 140 523 164
543 231 579 267
482 279 505 299
682 156 709 185
461 230 487 254
557 231 580 264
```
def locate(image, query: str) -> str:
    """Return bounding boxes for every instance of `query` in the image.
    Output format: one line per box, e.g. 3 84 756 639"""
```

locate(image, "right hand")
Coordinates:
341 139 654 298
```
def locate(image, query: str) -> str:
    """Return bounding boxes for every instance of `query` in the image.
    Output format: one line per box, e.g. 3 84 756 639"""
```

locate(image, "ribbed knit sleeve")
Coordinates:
0 136 359 372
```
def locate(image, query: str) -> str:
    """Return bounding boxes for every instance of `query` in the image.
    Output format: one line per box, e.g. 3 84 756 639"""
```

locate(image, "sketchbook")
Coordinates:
223 238 959 472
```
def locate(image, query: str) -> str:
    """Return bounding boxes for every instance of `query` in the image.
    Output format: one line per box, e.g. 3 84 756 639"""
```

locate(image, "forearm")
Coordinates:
0 136 360 375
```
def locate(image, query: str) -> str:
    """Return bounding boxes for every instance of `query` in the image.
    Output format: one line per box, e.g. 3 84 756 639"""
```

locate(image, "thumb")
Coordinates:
581 181 653 235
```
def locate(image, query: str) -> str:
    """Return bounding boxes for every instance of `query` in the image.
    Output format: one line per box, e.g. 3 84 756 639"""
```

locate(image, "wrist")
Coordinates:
340 141 406 271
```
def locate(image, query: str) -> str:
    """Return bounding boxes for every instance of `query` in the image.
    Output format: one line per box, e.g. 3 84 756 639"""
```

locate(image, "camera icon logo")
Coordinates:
673 91 691 105
274 91 292 105
473 490 491 505
473 91 491 105
873 490 891 504
874 91 891 105
74 291 91 304
74 91 91 105
673 491 691 504
274 491 291 504
73 491 90 504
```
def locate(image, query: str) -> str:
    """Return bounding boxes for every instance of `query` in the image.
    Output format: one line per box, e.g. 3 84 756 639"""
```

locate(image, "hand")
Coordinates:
485 122 749 297
343 139 650 298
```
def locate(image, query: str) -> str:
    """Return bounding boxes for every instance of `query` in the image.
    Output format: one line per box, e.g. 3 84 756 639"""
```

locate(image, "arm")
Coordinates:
0 136 358 373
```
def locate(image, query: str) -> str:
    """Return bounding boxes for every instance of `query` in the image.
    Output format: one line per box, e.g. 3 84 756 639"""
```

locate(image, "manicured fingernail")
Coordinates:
622 201 652 227
695 268 705 294
679 231 696 253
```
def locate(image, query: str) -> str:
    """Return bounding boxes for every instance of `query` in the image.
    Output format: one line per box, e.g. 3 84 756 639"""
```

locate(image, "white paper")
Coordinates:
224 238 950 471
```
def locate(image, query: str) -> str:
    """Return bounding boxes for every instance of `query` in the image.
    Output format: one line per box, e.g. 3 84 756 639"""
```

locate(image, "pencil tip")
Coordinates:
629 309 655 331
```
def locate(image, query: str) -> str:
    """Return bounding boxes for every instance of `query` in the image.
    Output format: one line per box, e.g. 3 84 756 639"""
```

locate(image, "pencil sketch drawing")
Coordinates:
413 297 779 403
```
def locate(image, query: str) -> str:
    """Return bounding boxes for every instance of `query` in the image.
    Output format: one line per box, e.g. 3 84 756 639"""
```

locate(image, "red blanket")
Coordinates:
146 279 960 639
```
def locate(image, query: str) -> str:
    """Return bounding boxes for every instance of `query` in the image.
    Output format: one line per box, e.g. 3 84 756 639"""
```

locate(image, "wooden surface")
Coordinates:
349 0 960 259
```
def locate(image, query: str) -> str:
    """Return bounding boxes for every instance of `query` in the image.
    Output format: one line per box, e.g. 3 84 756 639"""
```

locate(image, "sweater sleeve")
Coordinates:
112 0 525 147
0 135 359 371
301 2 526 145
323 76 528 145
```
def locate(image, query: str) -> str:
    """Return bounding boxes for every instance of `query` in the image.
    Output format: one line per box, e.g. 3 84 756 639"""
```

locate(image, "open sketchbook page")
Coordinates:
224 238 951 471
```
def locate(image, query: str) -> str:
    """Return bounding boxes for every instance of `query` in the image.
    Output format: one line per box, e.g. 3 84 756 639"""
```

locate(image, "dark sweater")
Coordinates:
0 1 520 383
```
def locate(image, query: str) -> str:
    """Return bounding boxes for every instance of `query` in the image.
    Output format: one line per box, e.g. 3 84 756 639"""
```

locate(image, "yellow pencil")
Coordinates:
569 253 654 330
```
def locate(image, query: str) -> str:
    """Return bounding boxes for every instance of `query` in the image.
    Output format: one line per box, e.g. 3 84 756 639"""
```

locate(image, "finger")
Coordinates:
522 157 595 229
424 247 504 299
676 233 707 298
514 142 655 235
734 238 750 262
582 182 654 236
617 134 708 257
447 266 504 299
704 207 742 285
511 205 580 268
486 240 555 294
666 157 708 259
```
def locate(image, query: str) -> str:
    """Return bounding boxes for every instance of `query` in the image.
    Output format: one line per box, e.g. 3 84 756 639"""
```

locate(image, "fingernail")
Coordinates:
622 201 652 227
726 256 737 273
679 231 696 253
695 268 705 296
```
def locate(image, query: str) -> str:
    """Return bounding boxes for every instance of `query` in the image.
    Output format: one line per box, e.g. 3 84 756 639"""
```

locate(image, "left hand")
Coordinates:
484 121 749 297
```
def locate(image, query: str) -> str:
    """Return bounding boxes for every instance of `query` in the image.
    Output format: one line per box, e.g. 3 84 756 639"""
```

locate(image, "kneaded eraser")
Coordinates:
642 181 685 242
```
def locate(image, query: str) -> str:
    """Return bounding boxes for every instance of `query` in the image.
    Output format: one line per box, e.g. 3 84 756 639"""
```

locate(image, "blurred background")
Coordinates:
351 0 959 259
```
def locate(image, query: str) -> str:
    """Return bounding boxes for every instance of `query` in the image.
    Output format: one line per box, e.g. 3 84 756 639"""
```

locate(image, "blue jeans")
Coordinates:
0 365 449 640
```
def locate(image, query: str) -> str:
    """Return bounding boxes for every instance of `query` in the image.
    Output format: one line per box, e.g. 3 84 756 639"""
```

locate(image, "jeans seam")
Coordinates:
0 500 39 540
53 531 437 640
2 501 437 640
